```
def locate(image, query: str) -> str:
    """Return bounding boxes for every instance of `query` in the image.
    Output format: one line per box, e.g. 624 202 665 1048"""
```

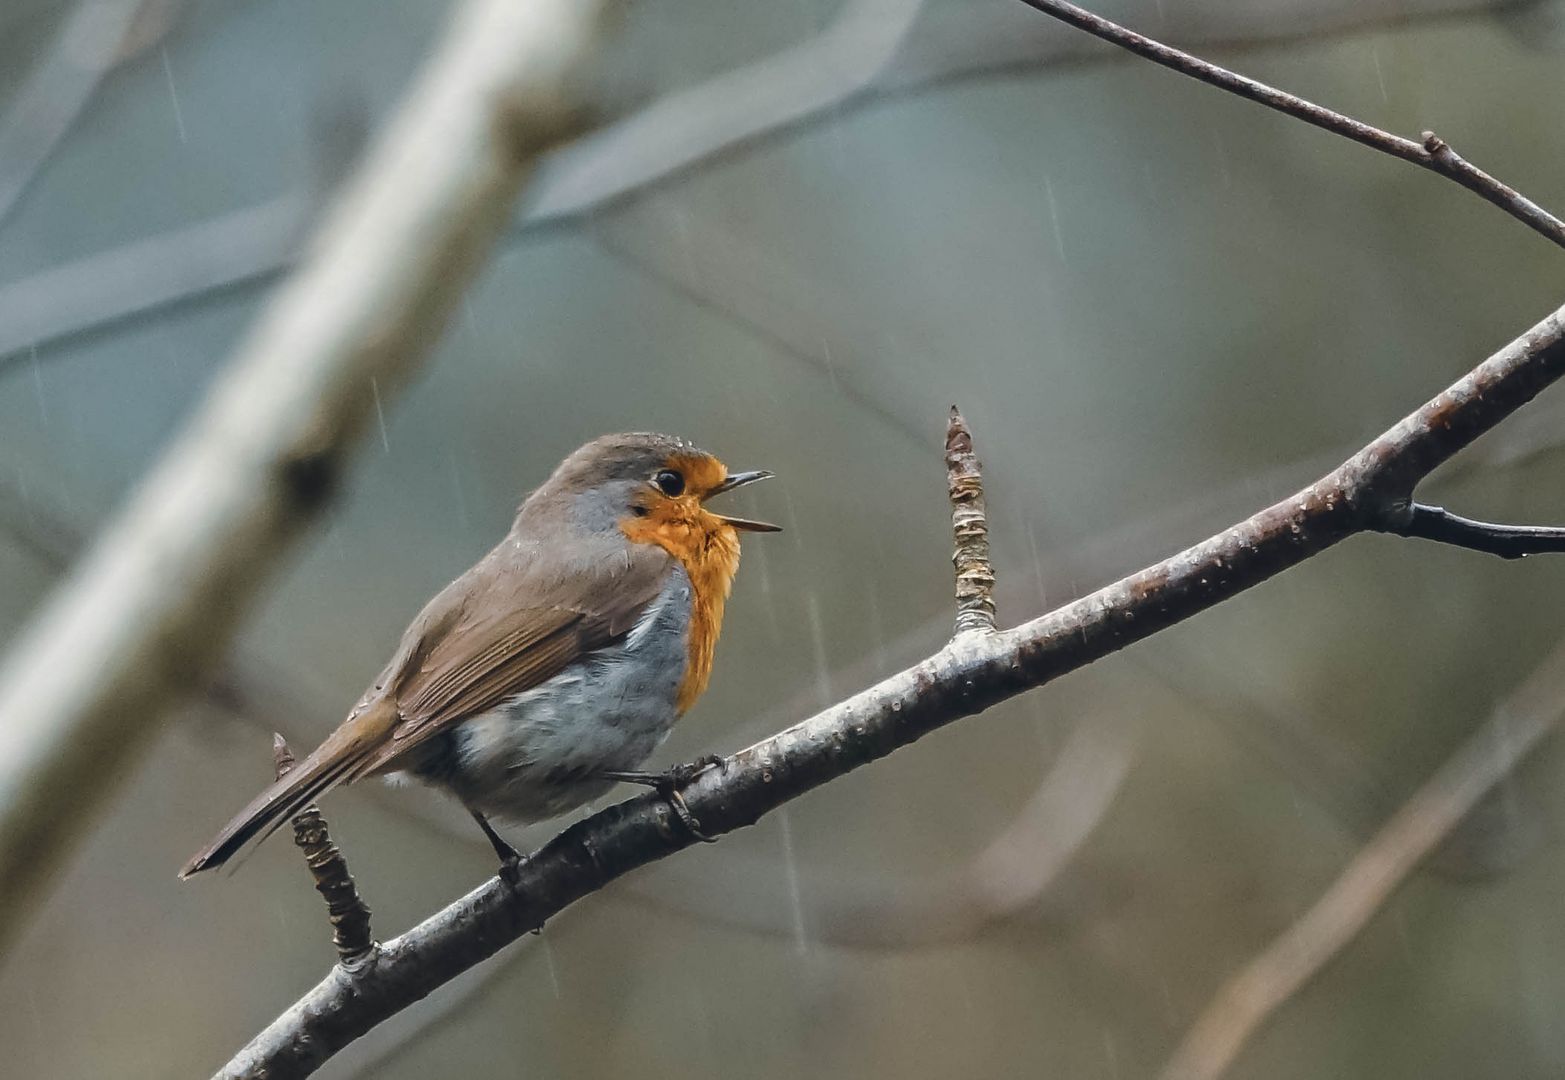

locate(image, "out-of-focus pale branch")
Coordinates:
0 0 615 957
0 0 1531 362
1159 638 1565 1080
0 0 173 229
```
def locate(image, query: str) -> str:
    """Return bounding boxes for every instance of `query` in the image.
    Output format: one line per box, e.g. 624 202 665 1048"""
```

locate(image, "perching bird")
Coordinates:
180 432 777 879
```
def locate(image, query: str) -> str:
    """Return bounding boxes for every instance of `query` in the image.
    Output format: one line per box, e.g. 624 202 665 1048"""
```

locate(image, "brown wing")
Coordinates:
181 527 673 877
352 534 674 776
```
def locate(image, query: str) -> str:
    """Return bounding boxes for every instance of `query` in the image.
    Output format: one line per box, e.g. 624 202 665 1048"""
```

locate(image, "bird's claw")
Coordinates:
656 753 725 794
656 754 722 843
601 755 724 843
498 854 525 889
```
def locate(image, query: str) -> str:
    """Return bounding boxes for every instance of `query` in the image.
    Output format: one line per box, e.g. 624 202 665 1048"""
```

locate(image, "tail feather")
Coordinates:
178 701 396 879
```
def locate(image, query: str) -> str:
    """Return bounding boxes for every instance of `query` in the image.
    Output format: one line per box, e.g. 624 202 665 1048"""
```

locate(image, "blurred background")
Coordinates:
3 0 1565 1076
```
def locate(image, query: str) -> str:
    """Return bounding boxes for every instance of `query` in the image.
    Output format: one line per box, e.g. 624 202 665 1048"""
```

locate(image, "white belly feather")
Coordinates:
430 566 693 823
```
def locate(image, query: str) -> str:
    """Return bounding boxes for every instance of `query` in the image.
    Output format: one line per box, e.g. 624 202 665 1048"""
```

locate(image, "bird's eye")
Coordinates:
654 469 685 496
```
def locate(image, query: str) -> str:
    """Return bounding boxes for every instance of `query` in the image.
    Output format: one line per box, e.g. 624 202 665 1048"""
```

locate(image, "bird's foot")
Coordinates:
468 807 528 887
499 853 526 889
600 754 724 843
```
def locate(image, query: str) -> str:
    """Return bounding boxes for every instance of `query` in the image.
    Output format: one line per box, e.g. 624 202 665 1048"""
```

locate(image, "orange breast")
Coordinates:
620 510 741 713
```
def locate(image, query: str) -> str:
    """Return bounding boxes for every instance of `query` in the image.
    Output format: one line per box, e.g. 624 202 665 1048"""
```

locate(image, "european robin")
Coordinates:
180 433 778 879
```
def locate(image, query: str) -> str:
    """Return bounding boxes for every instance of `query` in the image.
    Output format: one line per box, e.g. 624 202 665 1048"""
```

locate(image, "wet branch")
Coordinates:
215 291 1565 1077
1010 0 1565 251
1375 503 1565 559
272 736 375 966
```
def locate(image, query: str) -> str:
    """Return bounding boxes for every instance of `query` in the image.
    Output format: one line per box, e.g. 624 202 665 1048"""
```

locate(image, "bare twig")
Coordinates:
1159 640 1565 1080
216 293 1565 1077
1376 502 1565 559
0 0 614 957
946 406 997 635
1010 0 1565 251
273 735 374 966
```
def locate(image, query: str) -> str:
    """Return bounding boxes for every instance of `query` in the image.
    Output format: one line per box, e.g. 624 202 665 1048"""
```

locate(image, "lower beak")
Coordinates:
707 469 781 532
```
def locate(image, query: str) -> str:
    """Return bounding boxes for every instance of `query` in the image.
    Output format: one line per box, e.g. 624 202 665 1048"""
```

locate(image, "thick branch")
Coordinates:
1376 503 1565 559
215 295 1565 1078
0 0 612 956
273 736 374 966
946 406 997 635
1159 639 1565 1080
1010 0 1565 251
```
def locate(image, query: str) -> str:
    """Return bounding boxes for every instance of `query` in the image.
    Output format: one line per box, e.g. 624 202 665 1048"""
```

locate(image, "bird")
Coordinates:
180 432 778 880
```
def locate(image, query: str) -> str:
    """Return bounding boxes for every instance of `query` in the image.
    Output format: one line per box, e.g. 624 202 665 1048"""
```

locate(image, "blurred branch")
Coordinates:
0 0 1534 363
1159 639 1565 1080
1010 0 1565 250
0 0 171 230
273 735 375 966
218 304 1565 1075
0 194 307 363
634 713 1134 949
0 0 614 958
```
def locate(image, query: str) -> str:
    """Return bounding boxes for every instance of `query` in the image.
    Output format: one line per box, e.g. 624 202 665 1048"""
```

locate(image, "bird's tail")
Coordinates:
178 699 395 878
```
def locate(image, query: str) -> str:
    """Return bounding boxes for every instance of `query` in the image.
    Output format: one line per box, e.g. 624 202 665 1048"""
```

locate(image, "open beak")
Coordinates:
707 469 781 532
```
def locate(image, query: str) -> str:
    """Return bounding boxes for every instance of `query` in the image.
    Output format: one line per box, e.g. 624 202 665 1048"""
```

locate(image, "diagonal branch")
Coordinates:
1159 637 1565 1080
215 294 1565 1078
0 0 167 231
1009 0 1565 251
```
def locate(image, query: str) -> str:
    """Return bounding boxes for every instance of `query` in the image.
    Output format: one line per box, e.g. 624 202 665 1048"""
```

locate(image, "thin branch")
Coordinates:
1158 638 1565 1080
0 0 1532 364
273 735 375 966
1010 0 1565 251
1375 502 1565 558
216 295 1565 1078
0 0 614 957
946 405 997 635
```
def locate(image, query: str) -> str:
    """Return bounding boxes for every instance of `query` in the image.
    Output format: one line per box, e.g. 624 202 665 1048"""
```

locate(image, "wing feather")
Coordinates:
354 538 673 776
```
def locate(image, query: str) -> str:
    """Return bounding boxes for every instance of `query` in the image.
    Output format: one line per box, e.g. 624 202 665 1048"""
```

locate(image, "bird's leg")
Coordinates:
468 807 525 886
599 754 724 843
599 753 724 790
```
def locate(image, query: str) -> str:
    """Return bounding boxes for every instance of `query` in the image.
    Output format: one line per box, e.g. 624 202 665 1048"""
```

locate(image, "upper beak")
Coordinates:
706 469 781 532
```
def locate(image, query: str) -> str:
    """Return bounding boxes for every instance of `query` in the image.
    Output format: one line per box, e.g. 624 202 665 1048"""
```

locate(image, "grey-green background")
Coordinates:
3 1 1565 1076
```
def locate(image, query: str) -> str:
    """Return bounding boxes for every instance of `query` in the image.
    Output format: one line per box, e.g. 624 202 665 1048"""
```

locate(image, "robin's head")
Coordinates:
537 432 777 713
538 432 779 543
